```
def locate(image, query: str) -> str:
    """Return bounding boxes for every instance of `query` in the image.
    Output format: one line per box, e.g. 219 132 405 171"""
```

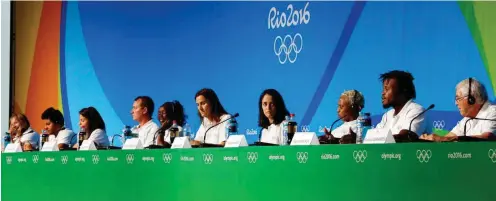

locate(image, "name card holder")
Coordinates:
364 128 395 144
224 135 248 148
290 132 320 145
122 138 144 150
171 137 192 149
41 141 59 152
4 143 22 153
79 140 97 151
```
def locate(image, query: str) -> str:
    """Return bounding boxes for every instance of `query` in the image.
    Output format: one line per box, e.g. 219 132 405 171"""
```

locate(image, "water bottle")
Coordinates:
170 120 180 144
183 123 192 140
41 129 49 147
356 112 365 144
281 116 290 145
287 114 297 144
226 118 238 137
78 128 86 146
4 132 11 148
122 126 132 144
362 113 372 139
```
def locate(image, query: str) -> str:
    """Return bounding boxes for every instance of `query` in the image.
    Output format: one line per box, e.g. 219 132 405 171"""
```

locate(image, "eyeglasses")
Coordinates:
455 96 467 103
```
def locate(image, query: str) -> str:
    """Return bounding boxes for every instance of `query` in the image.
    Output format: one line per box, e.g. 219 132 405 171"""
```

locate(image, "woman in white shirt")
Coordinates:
78 107 109 147
321 89 365 144
156 100 186 146
192 88 231 146
258 89 290 145
8 113 39 151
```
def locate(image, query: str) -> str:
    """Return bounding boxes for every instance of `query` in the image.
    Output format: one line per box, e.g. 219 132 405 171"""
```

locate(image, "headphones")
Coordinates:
468 77 476 105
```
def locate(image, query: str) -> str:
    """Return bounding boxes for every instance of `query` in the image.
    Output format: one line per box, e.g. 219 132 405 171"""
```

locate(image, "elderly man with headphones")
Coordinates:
420 78 496 141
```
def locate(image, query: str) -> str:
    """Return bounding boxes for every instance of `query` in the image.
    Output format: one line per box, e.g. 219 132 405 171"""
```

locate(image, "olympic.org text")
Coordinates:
321 153 340 160
75 157 85 162
223 156 239 162
142 156 155 162
448 152 472 159
269 155 286 161
381 153 402 160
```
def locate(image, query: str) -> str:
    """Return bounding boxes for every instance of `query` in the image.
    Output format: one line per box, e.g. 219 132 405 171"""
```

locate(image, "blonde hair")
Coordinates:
341 90 365 110
10 113 31 130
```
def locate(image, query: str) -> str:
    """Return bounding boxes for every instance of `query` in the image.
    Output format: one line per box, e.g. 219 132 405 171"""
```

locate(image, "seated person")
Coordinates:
321 90 365 144
375 70 427 139
8 113 39 151
76 107 110 148
130 96 160 147
258 89 290 145
156 101 186 146
191 88 231 146
41 107 77 149
420 78 495 141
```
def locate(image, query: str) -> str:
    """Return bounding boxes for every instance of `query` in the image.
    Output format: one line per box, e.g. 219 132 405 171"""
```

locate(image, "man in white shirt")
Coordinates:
41 107 77 149
130 96 159 147
420 78 495 141
375 70 427 139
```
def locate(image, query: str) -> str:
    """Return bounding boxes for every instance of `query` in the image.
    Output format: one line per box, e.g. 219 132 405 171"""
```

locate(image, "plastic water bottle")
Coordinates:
356 112 365 144
4 132 11 148
41 129 49 147
122 126 132 144
170 120 180 144
78 128 86 146
281 116 290 145
226 118 238 138
183 123 192 140
287 114 297 144
362 113 372 139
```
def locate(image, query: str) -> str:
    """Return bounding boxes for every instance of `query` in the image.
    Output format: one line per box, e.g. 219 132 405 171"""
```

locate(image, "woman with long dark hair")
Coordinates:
258 89 290 145
191 88 231 146
78 107 109 147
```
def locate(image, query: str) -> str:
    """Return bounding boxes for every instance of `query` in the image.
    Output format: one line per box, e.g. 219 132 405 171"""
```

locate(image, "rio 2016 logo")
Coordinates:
268 2 310 30
268 2 310 64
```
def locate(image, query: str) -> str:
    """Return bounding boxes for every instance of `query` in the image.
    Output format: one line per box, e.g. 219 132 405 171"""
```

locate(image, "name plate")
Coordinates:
79 140 97 151
122 138 144 150
4 143 22 153
171 137 192 149
224 135 248 148
290 132 320 146
364 128 395 144
41 141 59 152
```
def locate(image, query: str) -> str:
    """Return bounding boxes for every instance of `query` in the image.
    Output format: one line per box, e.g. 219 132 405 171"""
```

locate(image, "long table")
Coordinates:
2 142 495 201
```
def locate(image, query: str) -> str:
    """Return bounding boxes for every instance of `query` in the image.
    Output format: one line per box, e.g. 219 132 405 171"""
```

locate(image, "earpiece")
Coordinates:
468 77 475 105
